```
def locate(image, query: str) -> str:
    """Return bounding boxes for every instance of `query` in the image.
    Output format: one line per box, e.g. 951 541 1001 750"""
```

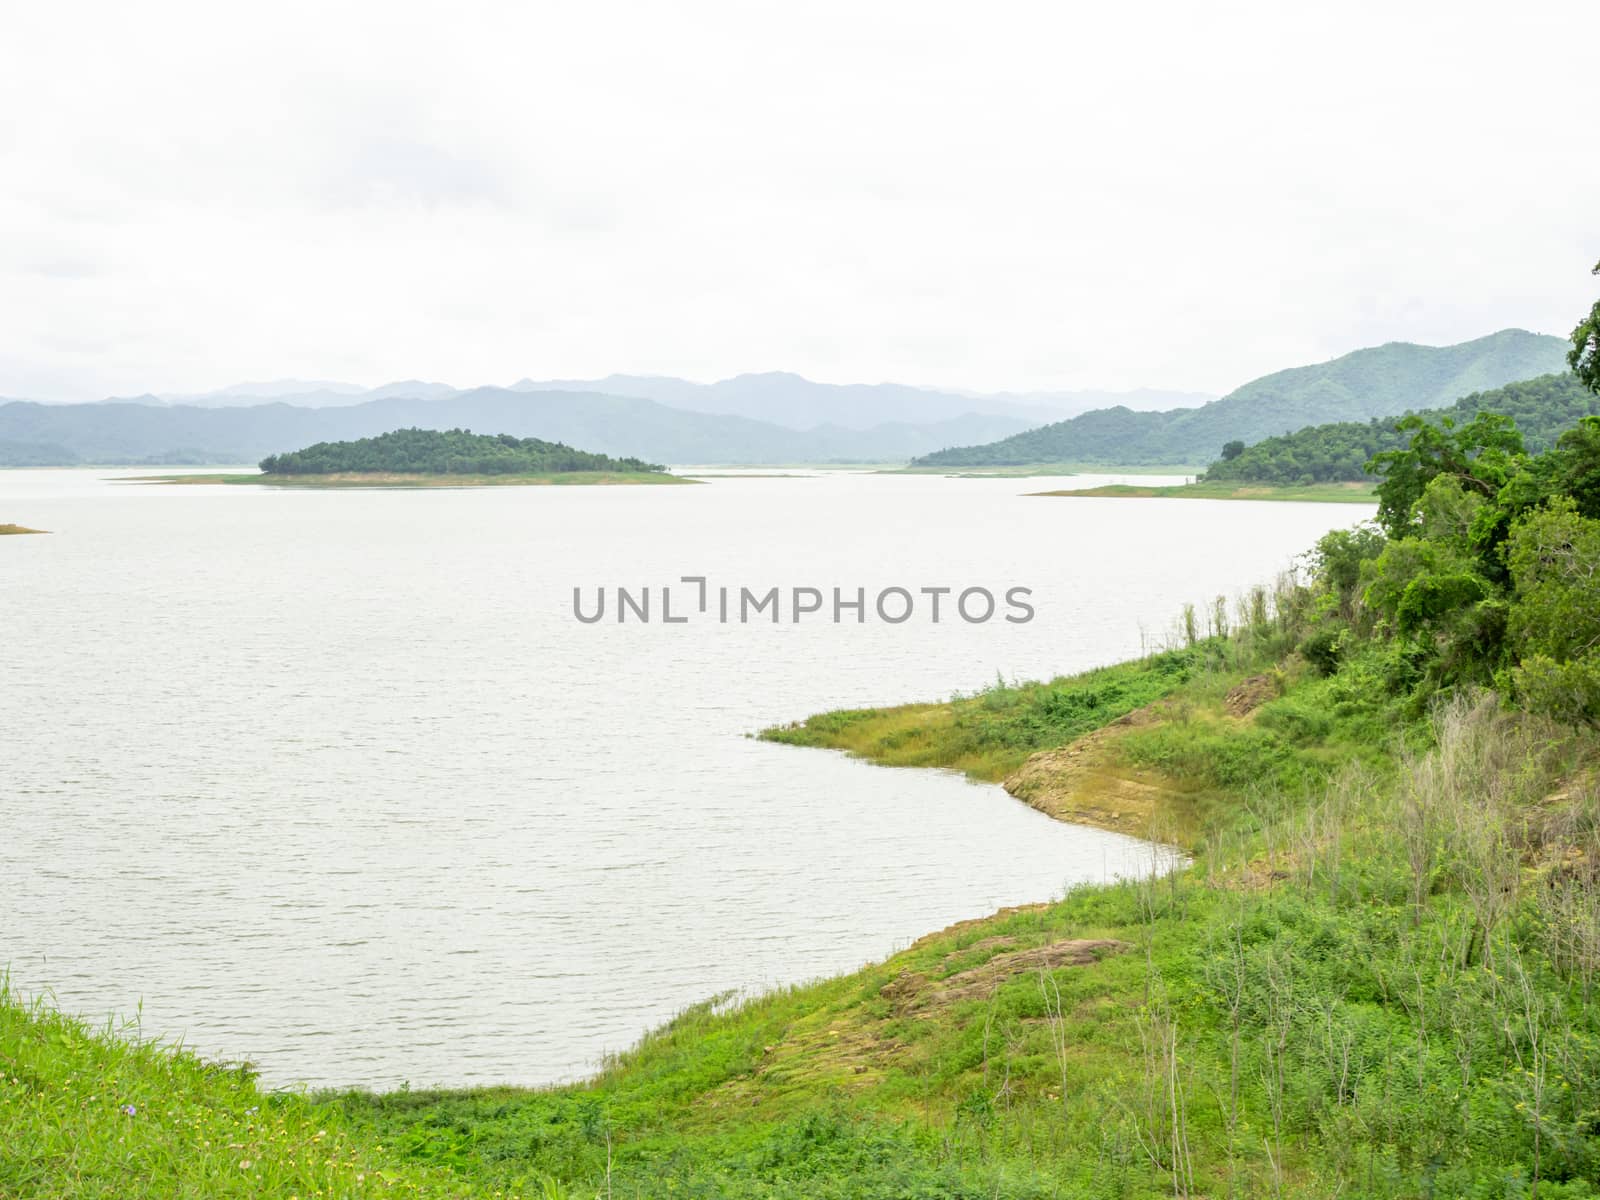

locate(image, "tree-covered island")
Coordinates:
136 427 688 486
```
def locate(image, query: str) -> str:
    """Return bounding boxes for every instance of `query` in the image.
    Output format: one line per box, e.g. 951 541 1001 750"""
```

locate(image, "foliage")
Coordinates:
1204 373 1599 485
259 427 664 476
0 982 466 1198
758 646 1211 782
1570 259 1600 394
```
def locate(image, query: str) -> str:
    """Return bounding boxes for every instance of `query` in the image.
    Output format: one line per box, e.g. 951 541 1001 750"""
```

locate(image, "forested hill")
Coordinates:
1203 373 1599 483
259 428 665 475
911 329 1569 467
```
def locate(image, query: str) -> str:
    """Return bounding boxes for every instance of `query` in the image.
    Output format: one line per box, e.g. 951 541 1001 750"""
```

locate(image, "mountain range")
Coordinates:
0 330 1572 467
911 329 1572 467
0 390 1049 467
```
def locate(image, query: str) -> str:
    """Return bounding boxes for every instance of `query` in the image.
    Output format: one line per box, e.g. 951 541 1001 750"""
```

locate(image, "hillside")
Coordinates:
0 390 1040 467
913 329 1570 467
1204 373 1599 484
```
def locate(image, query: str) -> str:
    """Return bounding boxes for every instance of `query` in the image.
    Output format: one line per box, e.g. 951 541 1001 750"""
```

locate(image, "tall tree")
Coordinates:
1570 258 1600 394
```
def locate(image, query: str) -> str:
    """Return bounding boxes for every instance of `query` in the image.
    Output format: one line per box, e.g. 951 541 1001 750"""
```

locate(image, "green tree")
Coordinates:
1507 498 1600 727
1569 258 1600 394
1219 439 1245 461
1367 411 1526 539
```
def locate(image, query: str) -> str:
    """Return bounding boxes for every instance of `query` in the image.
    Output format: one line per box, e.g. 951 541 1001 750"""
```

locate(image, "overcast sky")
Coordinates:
3 1 1595 402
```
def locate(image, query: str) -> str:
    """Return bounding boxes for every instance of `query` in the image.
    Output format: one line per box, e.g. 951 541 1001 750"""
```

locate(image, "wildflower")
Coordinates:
121 1104 137 1116
239 1159 253 1170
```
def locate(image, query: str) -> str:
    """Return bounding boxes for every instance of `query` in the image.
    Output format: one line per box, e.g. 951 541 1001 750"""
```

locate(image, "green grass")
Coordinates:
1030 480 1379 502
757 646 1212 782
0 983 472 1198
130 471 695 488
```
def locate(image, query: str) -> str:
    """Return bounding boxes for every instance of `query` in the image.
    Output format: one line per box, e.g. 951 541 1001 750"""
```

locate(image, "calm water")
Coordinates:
1 468 1370 1089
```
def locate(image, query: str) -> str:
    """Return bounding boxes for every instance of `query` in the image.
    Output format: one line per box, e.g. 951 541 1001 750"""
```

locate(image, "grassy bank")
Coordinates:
1030 480 1378 502
0 522 47 534
0 984 473 1198
131 471 695 488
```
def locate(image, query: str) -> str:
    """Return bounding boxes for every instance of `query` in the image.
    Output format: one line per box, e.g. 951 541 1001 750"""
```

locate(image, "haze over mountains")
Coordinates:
138 374 1214 427
913 330 1572 468
0 331 1571 468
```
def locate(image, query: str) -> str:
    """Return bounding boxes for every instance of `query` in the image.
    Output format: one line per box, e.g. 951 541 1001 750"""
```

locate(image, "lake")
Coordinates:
0 468 1371 1089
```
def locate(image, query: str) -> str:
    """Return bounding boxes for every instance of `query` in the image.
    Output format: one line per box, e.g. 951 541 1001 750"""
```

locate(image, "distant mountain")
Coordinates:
1202 374 1599 485
154 379 456 408
510 372 1212 431
912 330 1572 467
0 389 1041 467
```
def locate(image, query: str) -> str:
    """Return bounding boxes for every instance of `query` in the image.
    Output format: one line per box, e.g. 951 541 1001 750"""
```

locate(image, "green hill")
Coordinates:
912 329 1570 467
259 427 665 475
1203 373 1598 484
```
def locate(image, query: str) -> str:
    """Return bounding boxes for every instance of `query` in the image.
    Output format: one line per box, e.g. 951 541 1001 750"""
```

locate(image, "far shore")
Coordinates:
129 470 697 488
1030 479 1378 503
0 523 48 534
887 462 1205 478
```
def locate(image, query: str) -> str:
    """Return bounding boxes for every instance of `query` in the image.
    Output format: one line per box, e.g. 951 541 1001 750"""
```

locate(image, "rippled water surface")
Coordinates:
1 468 1370 1088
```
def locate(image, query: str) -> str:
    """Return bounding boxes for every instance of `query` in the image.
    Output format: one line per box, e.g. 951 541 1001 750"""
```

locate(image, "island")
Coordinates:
0 523 47 534
135 427 692 487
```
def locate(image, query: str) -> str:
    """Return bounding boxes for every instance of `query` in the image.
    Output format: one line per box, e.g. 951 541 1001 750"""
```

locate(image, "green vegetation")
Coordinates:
761 648 1207 783
1571 260 1600 394
1201 374 1599 485
913 330 1569 468
0 982 467 1198
0 522 46 534
1029 481 1377 503
259 428 666 476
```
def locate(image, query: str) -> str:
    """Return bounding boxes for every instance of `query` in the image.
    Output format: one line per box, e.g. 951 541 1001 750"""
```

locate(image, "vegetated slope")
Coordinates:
1203 372 1599 483
913 328 1570 467
0 389 1039 467
258 428 664 475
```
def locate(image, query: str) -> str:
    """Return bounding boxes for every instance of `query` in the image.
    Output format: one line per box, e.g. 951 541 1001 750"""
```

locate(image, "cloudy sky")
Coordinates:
3 1 1595 401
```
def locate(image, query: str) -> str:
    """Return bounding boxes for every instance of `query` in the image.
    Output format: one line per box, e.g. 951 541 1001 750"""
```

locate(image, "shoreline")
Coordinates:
1030 479 1377 502
128 470 695 488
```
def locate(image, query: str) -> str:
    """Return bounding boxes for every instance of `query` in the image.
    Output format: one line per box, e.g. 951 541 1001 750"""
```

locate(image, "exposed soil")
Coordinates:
1001 702 1199 845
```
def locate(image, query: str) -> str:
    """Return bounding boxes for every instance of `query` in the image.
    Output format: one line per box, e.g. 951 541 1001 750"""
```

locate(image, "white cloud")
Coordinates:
3 0 1595 400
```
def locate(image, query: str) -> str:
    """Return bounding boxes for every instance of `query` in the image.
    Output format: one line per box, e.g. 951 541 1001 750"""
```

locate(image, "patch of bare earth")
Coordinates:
883 939 1131 1012
1002 702 1195 843
709 932 1129 1108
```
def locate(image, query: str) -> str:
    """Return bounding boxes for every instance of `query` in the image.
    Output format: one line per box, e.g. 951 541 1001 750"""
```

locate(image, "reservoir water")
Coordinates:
0 468 1371 1088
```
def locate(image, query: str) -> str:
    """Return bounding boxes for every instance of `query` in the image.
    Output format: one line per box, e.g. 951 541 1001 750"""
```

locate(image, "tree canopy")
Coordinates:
259 428 666 476
1201 374 1599 485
